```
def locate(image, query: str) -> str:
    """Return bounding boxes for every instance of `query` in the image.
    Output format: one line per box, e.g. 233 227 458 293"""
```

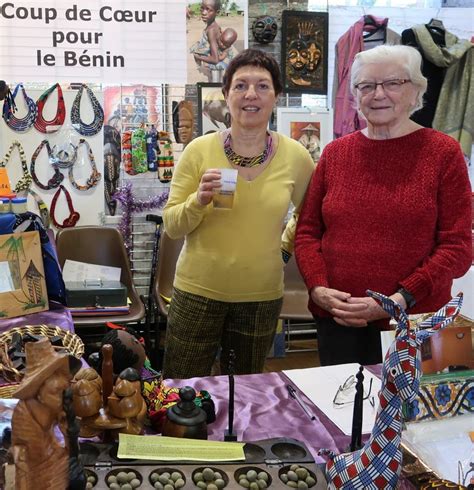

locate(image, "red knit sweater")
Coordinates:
295 128 472 322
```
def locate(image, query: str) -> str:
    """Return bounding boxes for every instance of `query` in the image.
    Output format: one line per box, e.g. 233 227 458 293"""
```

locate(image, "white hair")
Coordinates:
350 45 428 114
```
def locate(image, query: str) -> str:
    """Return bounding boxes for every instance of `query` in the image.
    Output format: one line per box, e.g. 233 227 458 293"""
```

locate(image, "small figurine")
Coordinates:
10 338 78 490
71 368 103 438
320 290 463 490
107 368 147 435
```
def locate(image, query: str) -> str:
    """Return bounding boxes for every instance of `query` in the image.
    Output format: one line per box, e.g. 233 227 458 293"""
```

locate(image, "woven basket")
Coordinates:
0 383 20 398
0 324 84 359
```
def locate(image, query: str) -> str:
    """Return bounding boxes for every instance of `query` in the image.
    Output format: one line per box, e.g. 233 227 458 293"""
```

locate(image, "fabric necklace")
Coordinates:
34 83 66 133
68 139 102 191
28 188 50 228
70 83 104 136
51 143 78 169
0 140 33 193
30 139 64 190
50 184 80 229
224 131 273 168
2 83 38 132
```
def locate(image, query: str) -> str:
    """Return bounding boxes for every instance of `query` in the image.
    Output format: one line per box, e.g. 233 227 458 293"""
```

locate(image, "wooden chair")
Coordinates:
56 226 145 342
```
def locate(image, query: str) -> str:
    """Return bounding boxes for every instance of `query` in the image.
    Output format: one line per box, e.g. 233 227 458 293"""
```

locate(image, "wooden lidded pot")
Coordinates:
162 386 207 440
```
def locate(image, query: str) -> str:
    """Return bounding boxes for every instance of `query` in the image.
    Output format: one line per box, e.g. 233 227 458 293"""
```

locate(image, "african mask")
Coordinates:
252 16 278 44
172 100 194 145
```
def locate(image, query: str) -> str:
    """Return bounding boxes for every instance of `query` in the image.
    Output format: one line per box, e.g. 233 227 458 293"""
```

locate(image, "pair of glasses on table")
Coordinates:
333 375 375 408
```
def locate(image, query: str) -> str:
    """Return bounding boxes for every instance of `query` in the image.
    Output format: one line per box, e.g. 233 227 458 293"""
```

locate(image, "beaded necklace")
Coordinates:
2 83 37 132
68 139 101 191
30 139 64 190
224 131 273 168
34 83 66 134
70 84 104 136
0 140 33 193
51 143 78 169
50 184 80 229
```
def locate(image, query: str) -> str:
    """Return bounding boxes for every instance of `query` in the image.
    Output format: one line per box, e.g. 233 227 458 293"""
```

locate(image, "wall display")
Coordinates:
0 86 105 227
281 10 328 95
252 15 278 44
0 1 186 84
197 83 231 136
187 0 247 85
277 108 333 163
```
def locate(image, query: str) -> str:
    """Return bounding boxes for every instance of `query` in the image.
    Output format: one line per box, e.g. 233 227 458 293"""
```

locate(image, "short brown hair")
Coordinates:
222 48 283 96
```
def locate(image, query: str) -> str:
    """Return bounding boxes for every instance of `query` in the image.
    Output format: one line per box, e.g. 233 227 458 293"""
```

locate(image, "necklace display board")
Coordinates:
0 85 104 226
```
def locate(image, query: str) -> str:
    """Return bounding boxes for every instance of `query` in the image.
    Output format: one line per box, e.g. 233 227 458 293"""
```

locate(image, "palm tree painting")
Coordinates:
0 231 48 318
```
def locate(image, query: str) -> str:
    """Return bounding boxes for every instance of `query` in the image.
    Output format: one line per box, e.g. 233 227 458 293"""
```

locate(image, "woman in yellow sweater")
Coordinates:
162 49 314 378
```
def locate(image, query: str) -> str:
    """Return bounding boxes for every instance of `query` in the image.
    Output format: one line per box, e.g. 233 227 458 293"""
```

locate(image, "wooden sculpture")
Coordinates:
9 338 73 490
107 367 147 435
320 290 463 490
71 368 103 438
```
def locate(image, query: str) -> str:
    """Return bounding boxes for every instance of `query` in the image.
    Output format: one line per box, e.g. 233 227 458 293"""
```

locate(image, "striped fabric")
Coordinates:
162 288 283 379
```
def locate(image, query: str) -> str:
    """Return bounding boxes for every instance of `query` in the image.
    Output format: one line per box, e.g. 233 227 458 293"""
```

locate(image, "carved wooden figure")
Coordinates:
320 290 463 490
10 338 73 490
71 368 103 438
107 367 147 435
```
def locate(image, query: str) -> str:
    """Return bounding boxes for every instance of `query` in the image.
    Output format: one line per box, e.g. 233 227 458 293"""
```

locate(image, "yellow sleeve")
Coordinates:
281 144 315 258
163 140 211 239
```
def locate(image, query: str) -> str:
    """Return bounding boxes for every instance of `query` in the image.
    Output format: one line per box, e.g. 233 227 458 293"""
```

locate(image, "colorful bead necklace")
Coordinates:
30 139 64 190
68 139 101 191
34 83 66 134
224 131 273 168
50 184 80 229
0 140 33 193
70 84 104 136
2 83 37 132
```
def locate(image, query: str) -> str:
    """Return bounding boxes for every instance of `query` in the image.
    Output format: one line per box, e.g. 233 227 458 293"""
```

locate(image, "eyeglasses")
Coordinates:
354 79 411 95
333 375 375 408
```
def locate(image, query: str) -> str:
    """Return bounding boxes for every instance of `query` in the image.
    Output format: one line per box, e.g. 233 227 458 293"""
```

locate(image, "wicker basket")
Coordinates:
0 324 84 359
0 383 20 398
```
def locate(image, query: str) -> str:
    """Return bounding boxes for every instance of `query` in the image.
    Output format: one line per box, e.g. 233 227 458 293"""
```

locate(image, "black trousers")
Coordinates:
315 317 383 366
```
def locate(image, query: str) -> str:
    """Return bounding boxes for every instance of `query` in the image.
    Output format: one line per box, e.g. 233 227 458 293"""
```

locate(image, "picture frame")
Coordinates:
281 10 328 95
0 231 49 319
276 107 333 163
197 83 231 136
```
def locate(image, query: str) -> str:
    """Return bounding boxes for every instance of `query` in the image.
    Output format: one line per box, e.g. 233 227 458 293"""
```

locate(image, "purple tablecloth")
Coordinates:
0 301 74 334
165 368 414 490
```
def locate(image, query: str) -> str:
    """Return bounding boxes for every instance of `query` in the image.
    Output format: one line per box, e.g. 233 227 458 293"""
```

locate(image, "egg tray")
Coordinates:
81 437 327 490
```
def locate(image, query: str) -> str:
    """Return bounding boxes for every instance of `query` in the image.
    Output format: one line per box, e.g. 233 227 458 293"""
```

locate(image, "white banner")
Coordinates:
0 0 187 84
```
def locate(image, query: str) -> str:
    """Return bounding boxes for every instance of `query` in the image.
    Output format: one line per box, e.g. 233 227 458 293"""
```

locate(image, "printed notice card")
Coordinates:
118 434 245 461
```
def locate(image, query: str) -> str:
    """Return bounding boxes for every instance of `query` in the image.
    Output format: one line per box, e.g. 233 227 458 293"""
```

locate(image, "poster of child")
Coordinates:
187 0 246 84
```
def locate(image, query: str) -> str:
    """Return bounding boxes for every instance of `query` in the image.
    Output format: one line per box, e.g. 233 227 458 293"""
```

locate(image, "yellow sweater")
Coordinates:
163 132 314 302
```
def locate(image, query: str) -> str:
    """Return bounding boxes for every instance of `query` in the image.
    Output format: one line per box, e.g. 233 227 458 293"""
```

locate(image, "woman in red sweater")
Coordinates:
295 45 472 366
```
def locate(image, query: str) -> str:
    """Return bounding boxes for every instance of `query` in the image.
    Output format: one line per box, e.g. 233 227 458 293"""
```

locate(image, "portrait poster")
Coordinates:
281 10 328 95
187 1 248 84
197 83 231 136
103 86 163 132
277 108 333 163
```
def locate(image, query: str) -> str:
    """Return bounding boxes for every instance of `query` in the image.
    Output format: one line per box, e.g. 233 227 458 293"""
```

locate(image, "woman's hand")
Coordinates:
332 296 390 327
197 169 221 205
311 287 369 326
